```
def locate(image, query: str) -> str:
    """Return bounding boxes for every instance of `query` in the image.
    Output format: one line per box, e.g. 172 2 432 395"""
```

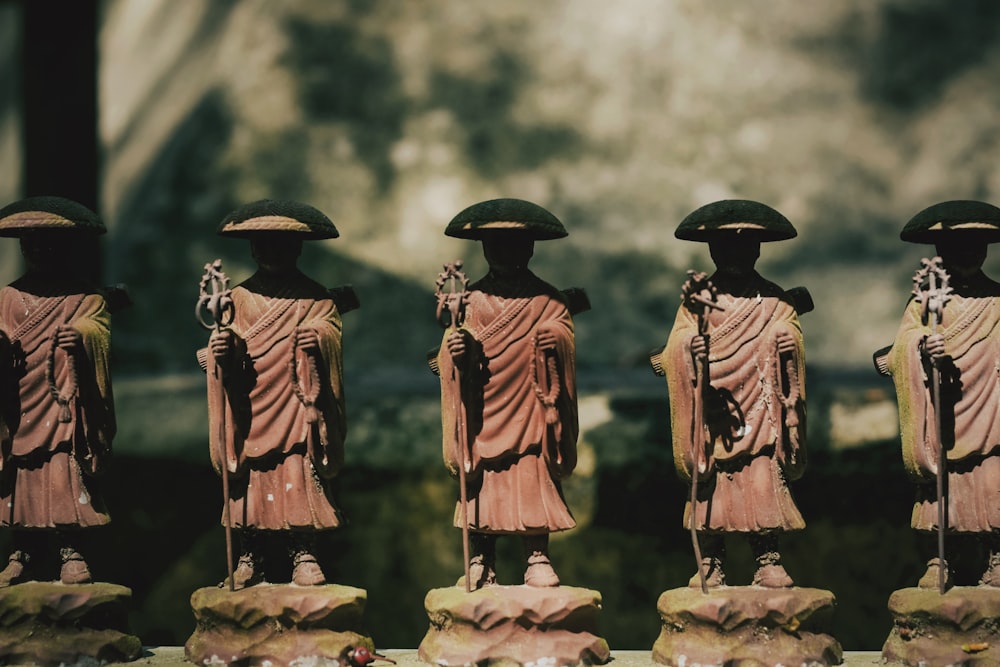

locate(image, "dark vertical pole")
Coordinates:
23 0 98 208
22 0 101 279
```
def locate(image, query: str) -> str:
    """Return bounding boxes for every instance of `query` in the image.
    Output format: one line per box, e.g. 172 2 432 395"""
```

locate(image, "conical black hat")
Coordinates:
445 198 567 240
218 199 339 239
675 199 796 242
900 200 1000 243
0 196 106 237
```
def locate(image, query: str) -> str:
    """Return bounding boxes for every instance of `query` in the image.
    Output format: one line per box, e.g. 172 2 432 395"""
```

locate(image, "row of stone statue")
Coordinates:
0 194 996 667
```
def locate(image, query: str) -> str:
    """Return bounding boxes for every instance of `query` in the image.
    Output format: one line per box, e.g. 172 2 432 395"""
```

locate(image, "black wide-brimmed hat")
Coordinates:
445 198 567 240
900 200 1000 244
218 199 339 239
675 199 796 242
0 196 106 237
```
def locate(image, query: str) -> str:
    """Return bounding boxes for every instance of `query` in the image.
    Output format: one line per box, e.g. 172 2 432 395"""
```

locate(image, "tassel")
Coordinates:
59 402 73 423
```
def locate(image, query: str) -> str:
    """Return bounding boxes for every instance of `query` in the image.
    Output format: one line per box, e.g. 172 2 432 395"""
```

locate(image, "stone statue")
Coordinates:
0 196 118 585
660 199 807 589
436 198 580 590
878 200 1000 667
650 201 841 667
0 196 140 666
421 199 609 667
202 199 348 589
882 200 1000 589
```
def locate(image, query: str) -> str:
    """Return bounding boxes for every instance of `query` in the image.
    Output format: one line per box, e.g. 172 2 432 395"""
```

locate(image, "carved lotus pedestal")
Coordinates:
883 586 1000 666
418 585 611 666
185 584 374 667
652 587 843 667
0 581 142 666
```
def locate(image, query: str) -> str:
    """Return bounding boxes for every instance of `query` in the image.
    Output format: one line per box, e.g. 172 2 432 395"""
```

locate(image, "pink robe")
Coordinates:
438 272 578 535
888 291 1000 533
663 276 806 533
207 272 345 532
0 278 114 529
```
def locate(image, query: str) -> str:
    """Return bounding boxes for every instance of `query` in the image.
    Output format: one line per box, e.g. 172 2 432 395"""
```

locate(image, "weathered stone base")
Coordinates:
185 584 373 667
0 581 142 666
418 585 611 666
652 586 843 667
883 586 1000 666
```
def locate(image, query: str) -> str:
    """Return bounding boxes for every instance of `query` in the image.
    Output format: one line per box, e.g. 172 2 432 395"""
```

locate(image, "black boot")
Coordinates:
689 532 726 588
523 534 559 588
289 533 326 586
750 532 793 588
458 532 497 590
225 529 264 590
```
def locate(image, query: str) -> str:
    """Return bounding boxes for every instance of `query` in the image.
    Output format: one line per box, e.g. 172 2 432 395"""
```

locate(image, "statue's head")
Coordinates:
218 199 338 276
676 199 794 276
902 201 1000 277
0 196 105 277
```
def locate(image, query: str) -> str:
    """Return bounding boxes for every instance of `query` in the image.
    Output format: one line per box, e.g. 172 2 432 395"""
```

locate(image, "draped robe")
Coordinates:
437 271 578 535
206 271 344 531
0 277 114 529
663 275 806 533
887 287 1000 533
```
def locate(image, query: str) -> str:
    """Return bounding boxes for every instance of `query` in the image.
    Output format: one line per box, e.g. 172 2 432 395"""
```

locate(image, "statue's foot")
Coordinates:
223 554 264 590
688 557 725 588
524 552 560 587
918 558 951 590
292 552 326 586
753 563 793 588
59 549 92 585
0 551 29 587
981 563 1000 587
456 555 497 590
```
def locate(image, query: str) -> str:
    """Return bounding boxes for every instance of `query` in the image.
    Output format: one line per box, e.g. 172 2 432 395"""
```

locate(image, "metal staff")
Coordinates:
912 256 952 594
435 261 471 592
197 259 237 591
681 270 724 594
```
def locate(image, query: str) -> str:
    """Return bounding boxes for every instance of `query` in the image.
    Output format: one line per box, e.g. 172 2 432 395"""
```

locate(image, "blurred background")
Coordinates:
3 0 1000 651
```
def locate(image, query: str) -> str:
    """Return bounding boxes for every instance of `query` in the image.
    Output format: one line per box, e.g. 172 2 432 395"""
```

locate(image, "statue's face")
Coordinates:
250 234 303 275
20 230 83 275
481 232 534 277
708 238 760 276
935 240 986 277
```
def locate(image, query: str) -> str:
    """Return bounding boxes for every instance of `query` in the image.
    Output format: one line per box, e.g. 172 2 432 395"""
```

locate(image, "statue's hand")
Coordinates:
776 329 797 354
536 323 559 351
922 333 946 361
295 326 321 352
690 333 709 359
209 329 234 361
446 330 467 362
55 325 83 353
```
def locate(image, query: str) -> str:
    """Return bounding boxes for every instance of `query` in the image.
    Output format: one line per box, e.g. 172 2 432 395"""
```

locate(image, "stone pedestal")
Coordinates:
418 585 610 666
652 587 843 666
0 581 142 666
185 584 373 667
883 586 1000 666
